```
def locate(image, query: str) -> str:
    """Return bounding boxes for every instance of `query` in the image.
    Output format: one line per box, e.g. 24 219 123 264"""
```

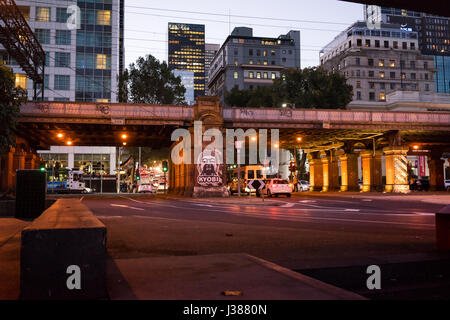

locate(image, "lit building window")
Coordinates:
379 92 386 101
15 74 27 89
256 72 261 79
96 54 107 69
36 7 50 22
379 71 385 78
234 72 238 79
378 60 384 67
271 72 276 79
97 10 111 26
389 60 395 67
263 72 268 79
249 72 254 79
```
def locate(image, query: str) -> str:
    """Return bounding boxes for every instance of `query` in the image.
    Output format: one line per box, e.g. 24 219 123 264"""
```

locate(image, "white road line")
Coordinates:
110 203 144 211
118 197 432 227
281 202 295 208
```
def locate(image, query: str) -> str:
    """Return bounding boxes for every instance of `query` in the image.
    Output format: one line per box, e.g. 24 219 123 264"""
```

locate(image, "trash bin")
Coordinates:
435 205 450 251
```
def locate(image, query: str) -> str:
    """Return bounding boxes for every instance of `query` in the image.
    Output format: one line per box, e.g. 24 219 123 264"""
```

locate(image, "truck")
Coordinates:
46 169 93 193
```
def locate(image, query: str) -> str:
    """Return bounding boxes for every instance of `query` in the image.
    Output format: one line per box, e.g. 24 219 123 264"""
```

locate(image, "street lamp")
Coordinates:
297 137 302 142
57 133 63 138
66 141 72 145
121 134 127 139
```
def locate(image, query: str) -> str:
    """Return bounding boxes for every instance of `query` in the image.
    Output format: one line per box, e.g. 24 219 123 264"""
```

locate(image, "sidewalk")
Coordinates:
107 253 364 300
0 218 31 300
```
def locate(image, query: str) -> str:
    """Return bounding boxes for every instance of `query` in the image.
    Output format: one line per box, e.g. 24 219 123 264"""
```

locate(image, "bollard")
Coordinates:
435 205 450 251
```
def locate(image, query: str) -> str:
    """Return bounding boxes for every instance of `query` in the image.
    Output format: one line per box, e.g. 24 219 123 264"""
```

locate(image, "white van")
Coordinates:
228 165 269 194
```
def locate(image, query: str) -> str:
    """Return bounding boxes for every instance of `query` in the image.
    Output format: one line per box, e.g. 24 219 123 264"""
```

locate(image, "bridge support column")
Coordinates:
428 150 445 191
321 153 339 192
339 153 359 192
383 146 410 193
25 152 39 169
361 150 382 192
308 153 323 192
0 147 15 192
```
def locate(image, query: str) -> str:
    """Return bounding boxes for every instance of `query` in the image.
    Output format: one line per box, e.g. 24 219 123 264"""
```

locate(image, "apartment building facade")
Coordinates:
320 22 436 107
365 5 450 93
208 27 300 105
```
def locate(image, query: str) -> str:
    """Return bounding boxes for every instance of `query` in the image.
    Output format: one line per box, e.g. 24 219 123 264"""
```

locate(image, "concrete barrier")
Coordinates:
436 205 450 251
20 199 107 300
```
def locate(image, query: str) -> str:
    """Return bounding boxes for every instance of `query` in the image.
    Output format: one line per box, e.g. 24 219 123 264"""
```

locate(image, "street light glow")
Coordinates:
57 133 63 138
282 103 287 108
121 134 127 139
251 136 257 141
413 145 419 150
274 143 279 148
123 142 127 146
297 137 302 142
66 141 72 145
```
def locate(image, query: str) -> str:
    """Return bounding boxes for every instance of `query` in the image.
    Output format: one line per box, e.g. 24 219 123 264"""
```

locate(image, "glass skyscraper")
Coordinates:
0 0 124 102
168 22 205 98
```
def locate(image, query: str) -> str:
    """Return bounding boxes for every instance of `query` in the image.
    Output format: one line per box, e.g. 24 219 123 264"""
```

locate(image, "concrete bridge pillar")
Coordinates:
428 150 445 191
360 150 383 192
308 152 323 192
25 152 39 169
0 147 15 192
339 153 359 192
321 153 339 192
383 146 410 193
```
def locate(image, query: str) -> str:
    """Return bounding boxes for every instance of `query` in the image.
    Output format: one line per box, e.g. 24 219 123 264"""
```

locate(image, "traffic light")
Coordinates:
162 160 168 172
136 171 140 180
289 161 295 172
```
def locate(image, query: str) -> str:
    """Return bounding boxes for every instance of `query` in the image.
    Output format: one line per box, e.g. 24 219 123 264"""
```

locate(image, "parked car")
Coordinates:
297 180 310 192
264 179 292 197
445 179 450 191
138 183 156 193
410 178 430 191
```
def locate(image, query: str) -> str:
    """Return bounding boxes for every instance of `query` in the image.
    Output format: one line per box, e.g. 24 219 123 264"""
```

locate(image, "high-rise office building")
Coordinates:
0 0 124 102
172 70 195 105
205 43 220 93
168 22 205 98
208 27 300 105
364 5 450 93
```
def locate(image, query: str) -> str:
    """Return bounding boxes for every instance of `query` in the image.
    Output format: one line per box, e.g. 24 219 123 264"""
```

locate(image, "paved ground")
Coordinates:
79 192 450 299
0 218 31 300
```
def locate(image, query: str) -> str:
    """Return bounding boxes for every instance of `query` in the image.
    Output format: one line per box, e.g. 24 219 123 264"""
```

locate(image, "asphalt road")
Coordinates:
82 193 450 299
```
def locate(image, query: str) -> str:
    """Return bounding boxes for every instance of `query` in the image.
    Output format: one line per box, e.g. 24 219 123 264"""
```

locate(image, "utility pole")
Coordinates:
116 147 121 194
235 141 243 197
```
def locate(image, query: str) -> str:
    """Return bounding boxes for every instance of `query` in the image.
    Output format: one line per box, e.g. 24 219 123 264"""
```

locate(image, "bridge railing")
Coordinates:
223 107 450 124
20 102 194 120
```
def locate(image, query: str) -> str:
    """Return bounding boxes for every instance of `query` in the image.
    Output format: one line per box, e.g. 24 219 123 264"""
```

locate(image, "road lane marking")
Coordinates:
117 197 433 227
281 202 295 208
111 203 144 211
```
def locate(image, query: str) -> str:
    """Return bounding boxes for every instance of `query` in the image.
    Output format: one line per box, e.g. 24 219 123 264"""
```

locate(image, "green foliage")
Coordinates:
124 54 186 105
225 67 353 109
0 65 27 153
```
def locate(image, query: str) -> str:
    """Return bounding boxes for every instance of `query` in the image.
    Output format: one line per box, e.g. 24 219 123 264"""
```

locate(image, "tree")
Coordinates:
0 65 27 154
224 67 353 109
125 54 186 105
272 67 353 109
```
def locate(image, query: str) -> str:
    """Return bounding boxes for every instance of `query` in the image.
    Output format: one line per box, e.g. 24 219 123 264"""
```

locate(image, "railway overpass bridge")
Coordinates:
2 96 450 195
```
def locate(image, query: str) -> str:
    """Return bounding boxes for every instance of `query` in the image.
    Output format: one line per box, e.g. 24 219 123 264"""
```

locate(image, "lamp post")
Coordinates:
235 140 243 197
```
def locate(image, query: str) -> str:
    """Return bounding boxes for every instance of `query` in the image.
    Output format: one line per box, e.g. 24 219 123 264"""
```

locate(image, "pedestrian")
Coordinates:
293 175 299 192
